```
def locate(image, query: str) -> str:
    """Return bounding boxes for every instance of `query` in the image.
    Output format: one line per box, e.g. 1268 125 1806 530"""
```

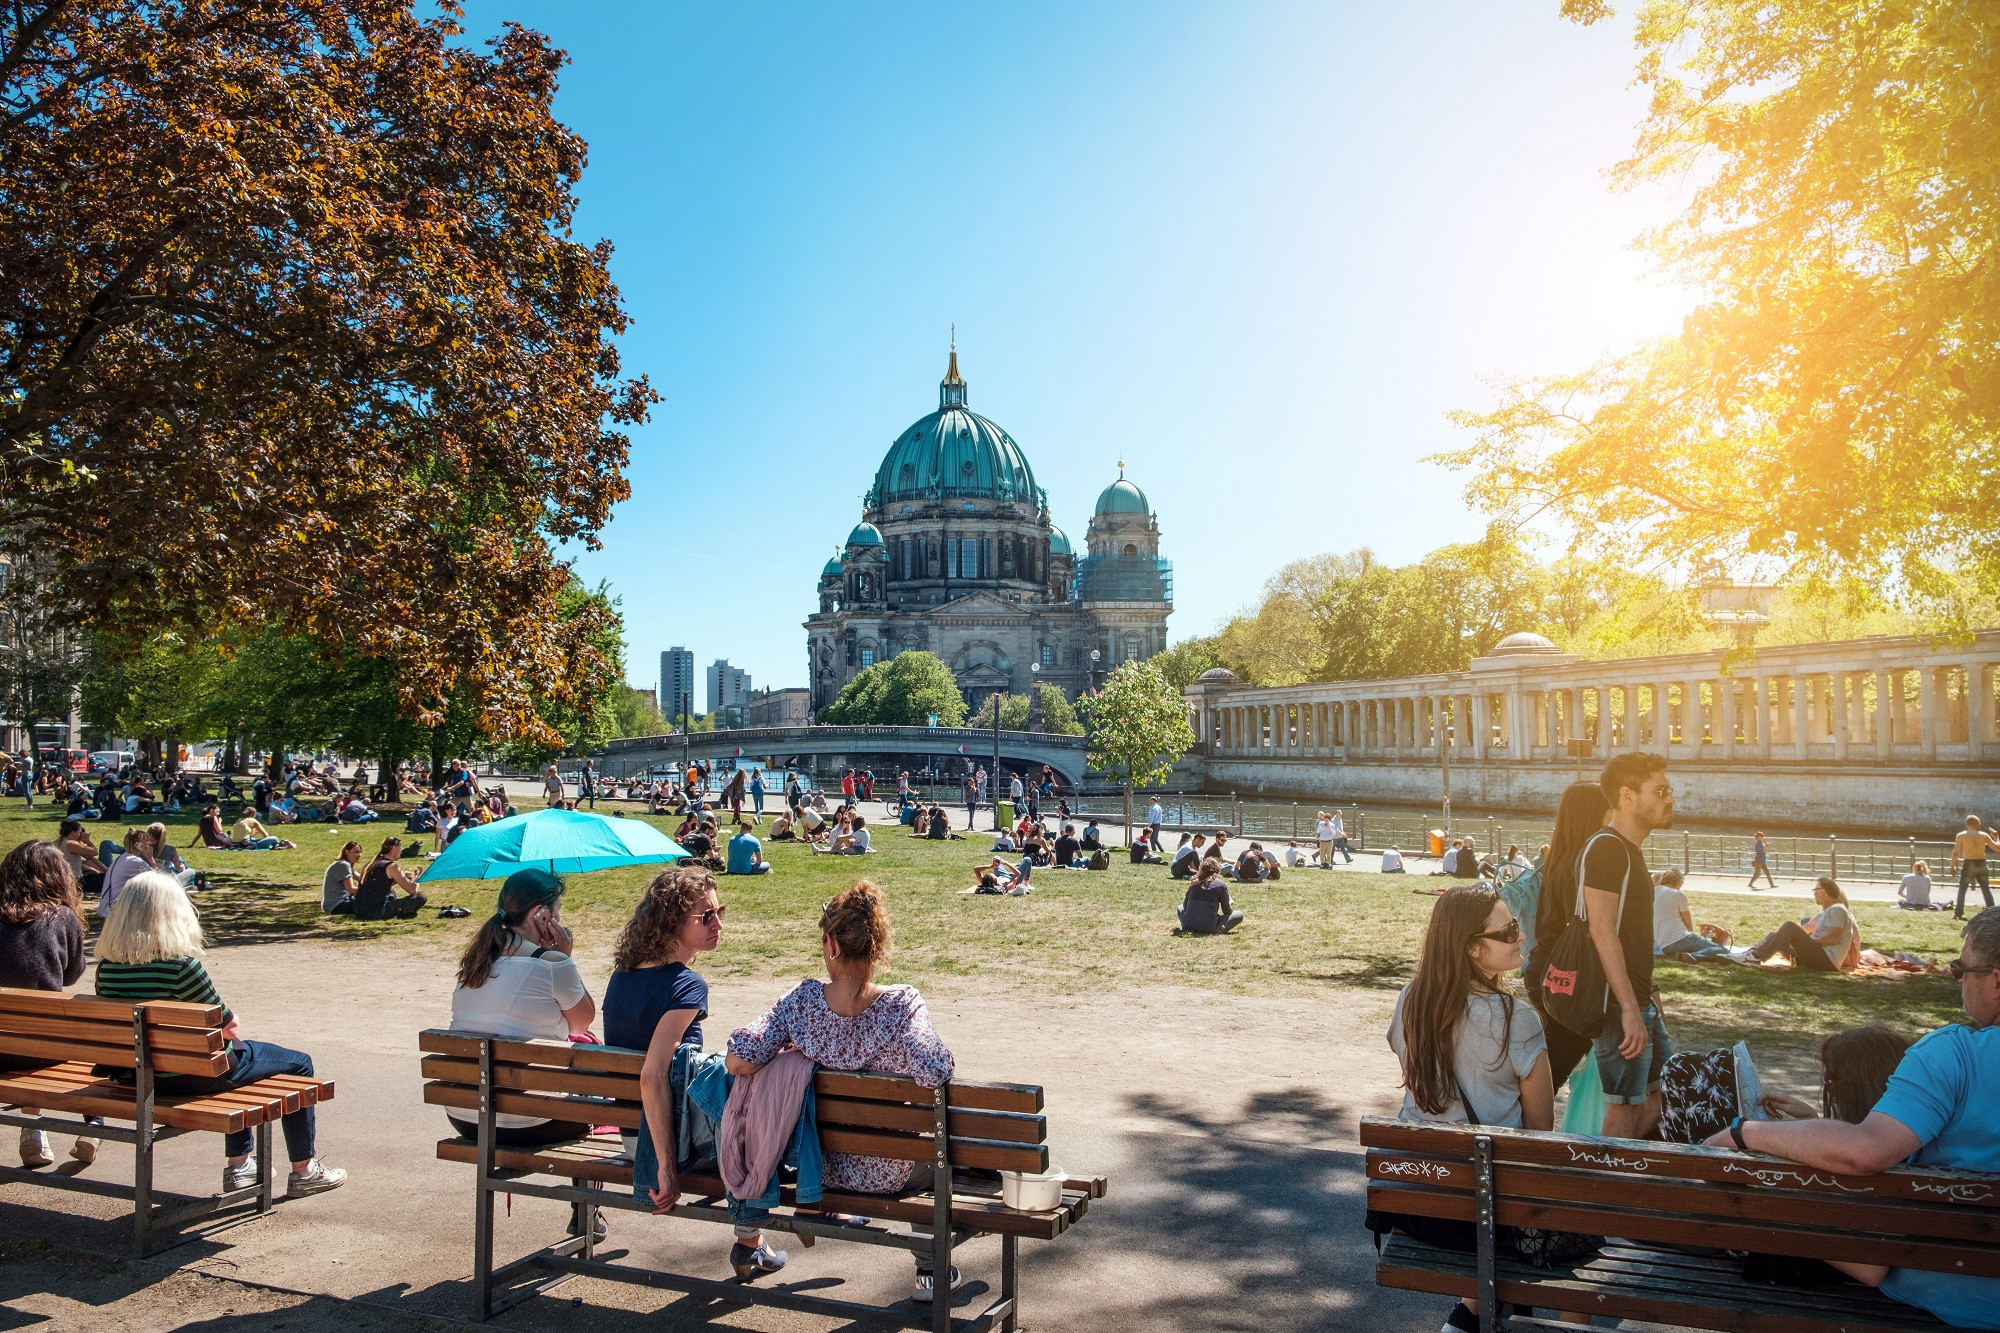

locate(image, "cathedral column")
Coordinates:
1969 664 1989 762
1875 669 1893 759
1919 666 1940 761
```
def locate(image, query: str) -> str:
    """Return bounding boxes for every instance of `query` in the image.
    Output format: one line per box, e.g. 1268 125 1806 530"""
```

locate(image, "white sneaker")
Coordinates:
18 1129 52 1168
223 1158 259 1192
70 1137 98 1166
912 1265 961 1305
287 1160 347 1197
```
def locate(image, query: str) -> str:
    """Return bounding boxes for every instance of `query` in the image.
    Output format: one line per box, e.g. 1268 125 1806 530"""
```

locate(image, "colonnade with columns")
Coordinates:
1185 633 2000 768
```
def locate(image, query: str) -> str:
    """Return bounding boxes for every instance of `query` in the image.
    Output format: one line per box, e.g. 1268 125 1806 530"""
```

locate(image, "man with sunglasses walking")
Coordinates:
1705 908 2000 1327
1582 751 1677 1140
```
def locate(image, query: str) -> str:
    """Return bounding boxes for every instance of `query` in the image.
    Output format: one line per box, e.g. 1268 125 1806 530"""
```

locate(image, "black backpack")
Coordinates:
1539 829 1634 1040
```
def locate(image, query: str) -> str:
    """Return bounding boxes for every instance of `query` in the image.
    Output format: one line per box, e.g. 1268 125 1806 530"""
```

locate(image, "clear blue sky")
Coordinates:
458 1 1691 696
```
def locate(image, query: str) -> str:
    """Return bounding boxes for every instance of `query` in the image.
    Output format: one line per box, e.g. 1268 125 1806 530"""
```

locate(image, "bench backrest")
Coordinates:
0 986 230 1078
418 1029 1050 1173
1361 1116 2000 1280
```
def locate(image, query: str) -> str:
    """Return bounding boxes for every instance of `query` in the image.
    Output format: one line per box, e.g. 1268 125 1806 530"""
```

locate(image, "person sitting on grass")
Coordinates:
323 841 362 914
98 826 156 921
1702 910 2000 1326
198 803 240 850
1653 868 1731 961
406 799 438 835
148 824 204 893
1129 829 1164 865
233 810 293 851
766 812 796 842
726 882 958 1300
1899 861 1935 911
680 818 718 860
98 871 346 1199
727 824 771 874
265 790 302 824
966 858 1030 895
1282 840 1308 870
335 790 378 823
353 837 427 921
1739 876 1860 972
55 820 107 898
990 827 1017 853
1168 833 1203 880
1080 819 1103 852
1380 845 1405 874
1051 824 1082 868
924 803 956 840
1177 860 1244 935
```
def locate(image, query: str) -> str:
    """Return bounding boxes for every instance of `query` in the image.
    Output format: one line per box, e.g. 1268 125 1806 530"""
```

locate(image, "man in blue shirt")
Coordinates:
1708 907 2000 1327
726 826 769 875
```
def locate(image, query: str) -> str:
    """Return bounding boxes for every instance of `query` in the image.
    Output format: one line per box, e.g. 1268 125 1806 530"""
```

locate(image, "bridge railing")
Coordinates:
602 724 1085 754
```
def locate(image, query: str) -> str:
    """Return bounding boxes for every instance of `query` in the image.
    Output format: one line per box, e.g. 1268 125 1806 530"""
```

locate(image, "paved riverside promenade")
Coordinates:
0 935 1442 1332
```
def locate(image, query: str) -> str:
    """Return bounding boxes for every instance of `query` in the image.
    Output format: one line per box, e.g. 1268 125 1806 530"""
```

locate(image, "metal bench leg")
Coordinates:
256 1121 273 1214
475 1038 496 1320
1001 1232 1020 1332
933 1085 952 1333
133 1012 155 1255
1474 1135 1495 1333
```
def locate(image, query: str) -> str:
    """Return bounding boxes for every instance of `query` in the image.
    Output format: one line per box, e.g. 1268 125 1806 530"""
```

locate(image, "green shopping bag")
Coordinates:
1561 1054 1606 1136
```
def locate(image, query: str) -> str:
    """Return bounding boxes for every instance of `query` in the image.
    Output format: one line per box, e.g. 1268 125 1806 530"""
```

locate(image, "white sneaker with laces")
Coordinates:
287 1160 347 1197
223 1158 259 1192
18 1129 52 1168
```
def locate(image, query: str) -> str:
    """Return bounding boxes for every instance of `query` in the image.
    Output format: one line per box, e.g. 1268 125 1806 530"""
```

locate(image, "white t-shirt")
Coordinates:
851 827 871 852
1900 874 1933 907
1381 849 1403 872
1653 883 1694 951
1811 902 1857 968
449 941 589 1128
1387 987 1547 1127
1282 845 1306 867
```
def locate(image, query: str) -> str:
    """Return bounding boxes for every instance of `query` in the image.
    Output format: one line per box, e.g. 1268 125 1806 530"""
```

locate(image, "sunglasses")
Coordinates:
697 906 726 927
1947 958 1995 980
1475 919 1523 944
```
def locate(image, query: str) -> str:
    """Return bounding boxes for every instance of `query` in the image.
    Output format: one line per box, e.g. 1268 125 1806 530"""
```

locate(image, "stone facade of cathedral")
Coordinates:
806 352 1172 714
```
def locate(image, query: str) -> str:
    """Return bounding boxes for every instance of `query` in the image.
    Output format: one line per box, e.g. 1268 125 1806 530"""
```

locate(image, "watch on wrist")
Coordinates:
1728 1116 1749 1151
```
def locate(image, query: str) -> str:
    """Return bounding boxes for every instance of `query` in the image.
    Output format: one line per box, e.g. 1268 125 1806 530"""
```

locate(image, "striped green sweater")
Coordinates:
95 956 233 1024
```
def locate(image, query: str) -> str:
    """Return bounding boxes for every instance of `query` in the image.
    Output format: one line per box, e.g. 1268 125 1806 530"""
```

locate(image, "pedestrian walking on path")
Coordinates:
1748 831 1777 890
1950 816 1998 919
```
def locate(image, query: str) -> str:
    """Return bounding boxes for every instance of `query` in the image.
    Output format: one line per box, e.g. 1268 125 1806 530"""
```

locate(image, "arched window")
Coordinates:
1123 543 1138 557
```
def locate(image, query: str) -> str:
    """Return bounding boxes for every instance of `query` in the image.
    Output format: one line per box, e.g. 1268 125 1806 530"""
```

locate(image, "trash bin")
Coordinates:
997 800 1015 826
1427 829 1446 857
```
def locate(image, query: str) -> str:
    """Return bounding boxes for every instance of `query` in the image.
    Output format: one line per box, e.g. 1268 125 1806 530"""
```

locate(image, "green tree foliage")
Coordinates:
966 692 1030 731
1444 1 2000 623
607 683 669 738
1035 684 1084 737
1076 661 1195 832
1150 636 1222 689
818 652 968 727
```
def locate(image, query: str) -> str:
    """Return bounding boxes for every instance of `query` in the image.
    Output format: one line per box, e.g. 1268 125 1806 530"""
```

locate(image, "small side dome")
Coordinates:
1491 631 1560 655
1094 475 1150 517
821 554 844 578
1196 667 1240 684
846 521 884 548
1048 525 1072 556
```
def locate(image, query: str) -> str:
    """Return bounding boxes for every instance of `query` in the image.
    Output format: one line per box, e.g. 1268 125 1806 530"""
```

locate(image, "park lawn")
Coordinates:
0 801 1971 1061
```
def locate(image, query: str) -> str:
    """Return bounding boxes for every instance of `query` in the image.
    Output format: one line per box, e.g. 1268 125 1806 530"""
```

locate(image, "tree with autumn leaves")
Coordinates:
0 0 655 749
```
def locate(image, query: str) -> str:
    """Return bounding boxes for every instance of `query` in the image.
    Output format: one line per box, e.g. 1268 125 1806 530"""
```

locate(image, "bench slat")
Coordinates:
417 1030 644 1074
0 1033 228 1078
0 1063 335 1135
1370 1179 2000 1279
5 1012 225 1055
419 1054 640 1101
815 1095 1046 1145
422 1081 639 1130
428 1136 1084 1239
1367 1148 2000 1247
814 1069 1042 1114
0 988 224 1029
1376 1234 1948 1333
1360 1117 2000 1211
819 1125 1048 1174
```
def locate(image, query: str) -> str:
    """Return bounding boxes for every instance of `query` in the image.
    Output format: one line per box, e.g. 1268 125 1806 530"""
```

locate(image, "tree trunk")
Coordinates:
222 729 238 775
380 752 403 803
1123 778 1134 848
166 730 180 774
428 727 444 790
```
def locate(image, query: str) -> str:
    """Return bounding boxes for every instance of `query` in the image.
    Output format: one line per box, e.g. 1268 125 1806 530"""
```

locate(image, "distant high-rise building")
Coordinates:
659 648 695 724
706 659 751 717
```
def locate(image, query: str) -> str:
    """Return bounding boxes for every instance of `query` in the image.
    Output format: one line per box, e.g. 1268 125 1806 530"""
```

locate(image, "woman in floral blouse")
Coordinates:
726 880 957 1303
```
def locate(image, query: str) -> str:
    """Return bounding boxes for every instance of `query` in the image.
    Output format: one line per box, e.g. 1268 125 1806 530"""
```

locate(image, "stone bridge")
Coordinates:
598 725 1089 785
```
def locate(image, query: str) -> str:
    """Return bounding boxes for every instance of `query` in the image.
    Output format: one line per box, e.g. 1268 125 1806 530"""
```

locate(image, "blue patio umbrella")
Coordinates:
417 808 689 882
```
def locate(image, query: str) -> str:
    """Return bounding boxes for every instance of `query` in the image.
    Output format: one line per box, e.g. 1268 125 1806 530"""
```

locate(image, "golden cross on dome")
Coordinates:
950 322 955 351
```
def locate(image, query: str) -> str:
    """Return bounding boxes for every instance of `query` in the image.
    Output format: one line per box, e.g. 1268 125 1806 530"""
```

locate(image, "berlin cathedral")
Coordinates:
806 350 1172 714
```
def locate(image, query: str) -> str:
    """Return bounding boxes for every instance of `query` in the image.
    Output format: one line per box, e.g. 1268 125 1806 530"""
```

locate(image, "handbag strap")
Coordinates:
1572 828 1632 933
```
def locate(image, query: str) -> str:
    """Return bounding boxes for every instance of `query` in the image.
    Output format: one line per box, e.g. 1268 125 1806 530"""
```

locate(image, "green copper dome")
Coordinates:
1094 472 1150 517
846 522 884 548
1048 525 1072 555
821 553 843 577
872 351 1039 506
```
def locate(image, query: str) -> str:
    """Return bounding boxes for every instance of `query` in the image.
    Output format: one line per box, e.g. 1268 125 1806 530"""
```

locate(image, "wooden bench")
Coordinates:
0 986 336 1254
420 1029 1106 1329
1361 1116 2000 1332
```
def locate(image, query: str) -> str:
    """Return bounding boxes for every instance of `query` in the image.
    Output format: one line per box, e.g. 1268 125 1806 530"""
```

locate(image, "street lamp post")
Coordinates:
991 687 1002 830
1028 660 1042 733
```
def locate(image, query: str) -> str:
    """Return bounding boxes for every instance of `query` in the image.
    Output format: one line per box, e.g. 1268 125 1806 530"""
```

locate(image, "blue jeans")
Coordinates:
162 1040 318 1162
1592 1000 1673 1105
1660 933 1730 961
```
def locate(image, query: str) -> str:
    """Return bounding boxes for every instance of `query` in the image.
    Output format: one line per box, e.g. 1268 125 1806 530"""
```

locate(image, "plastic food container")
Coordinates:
1000 1167 1066 1212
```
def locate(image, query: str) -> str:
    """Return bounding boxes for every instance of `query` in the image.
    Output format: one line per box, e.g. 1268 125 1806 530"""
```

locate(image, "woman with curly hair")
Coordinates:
727 881 958 1303
0 840 93 1167
604 866 724 1213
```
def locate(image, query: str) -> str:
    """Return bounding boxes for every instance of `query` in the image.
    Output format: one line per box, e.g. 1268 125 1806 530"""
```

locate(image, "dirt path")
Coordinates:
0 937 1448 1332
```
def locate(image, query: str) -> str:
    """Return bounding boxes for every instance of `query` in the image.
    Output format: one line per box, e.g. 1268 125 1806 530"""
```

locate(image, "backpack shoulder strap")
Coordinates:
1573 828 1635 931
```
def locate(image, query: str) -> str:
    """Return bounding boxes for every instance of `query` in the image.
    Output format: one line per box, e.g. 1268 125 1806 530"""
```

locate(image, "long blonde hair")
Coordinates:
98 871 207 963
